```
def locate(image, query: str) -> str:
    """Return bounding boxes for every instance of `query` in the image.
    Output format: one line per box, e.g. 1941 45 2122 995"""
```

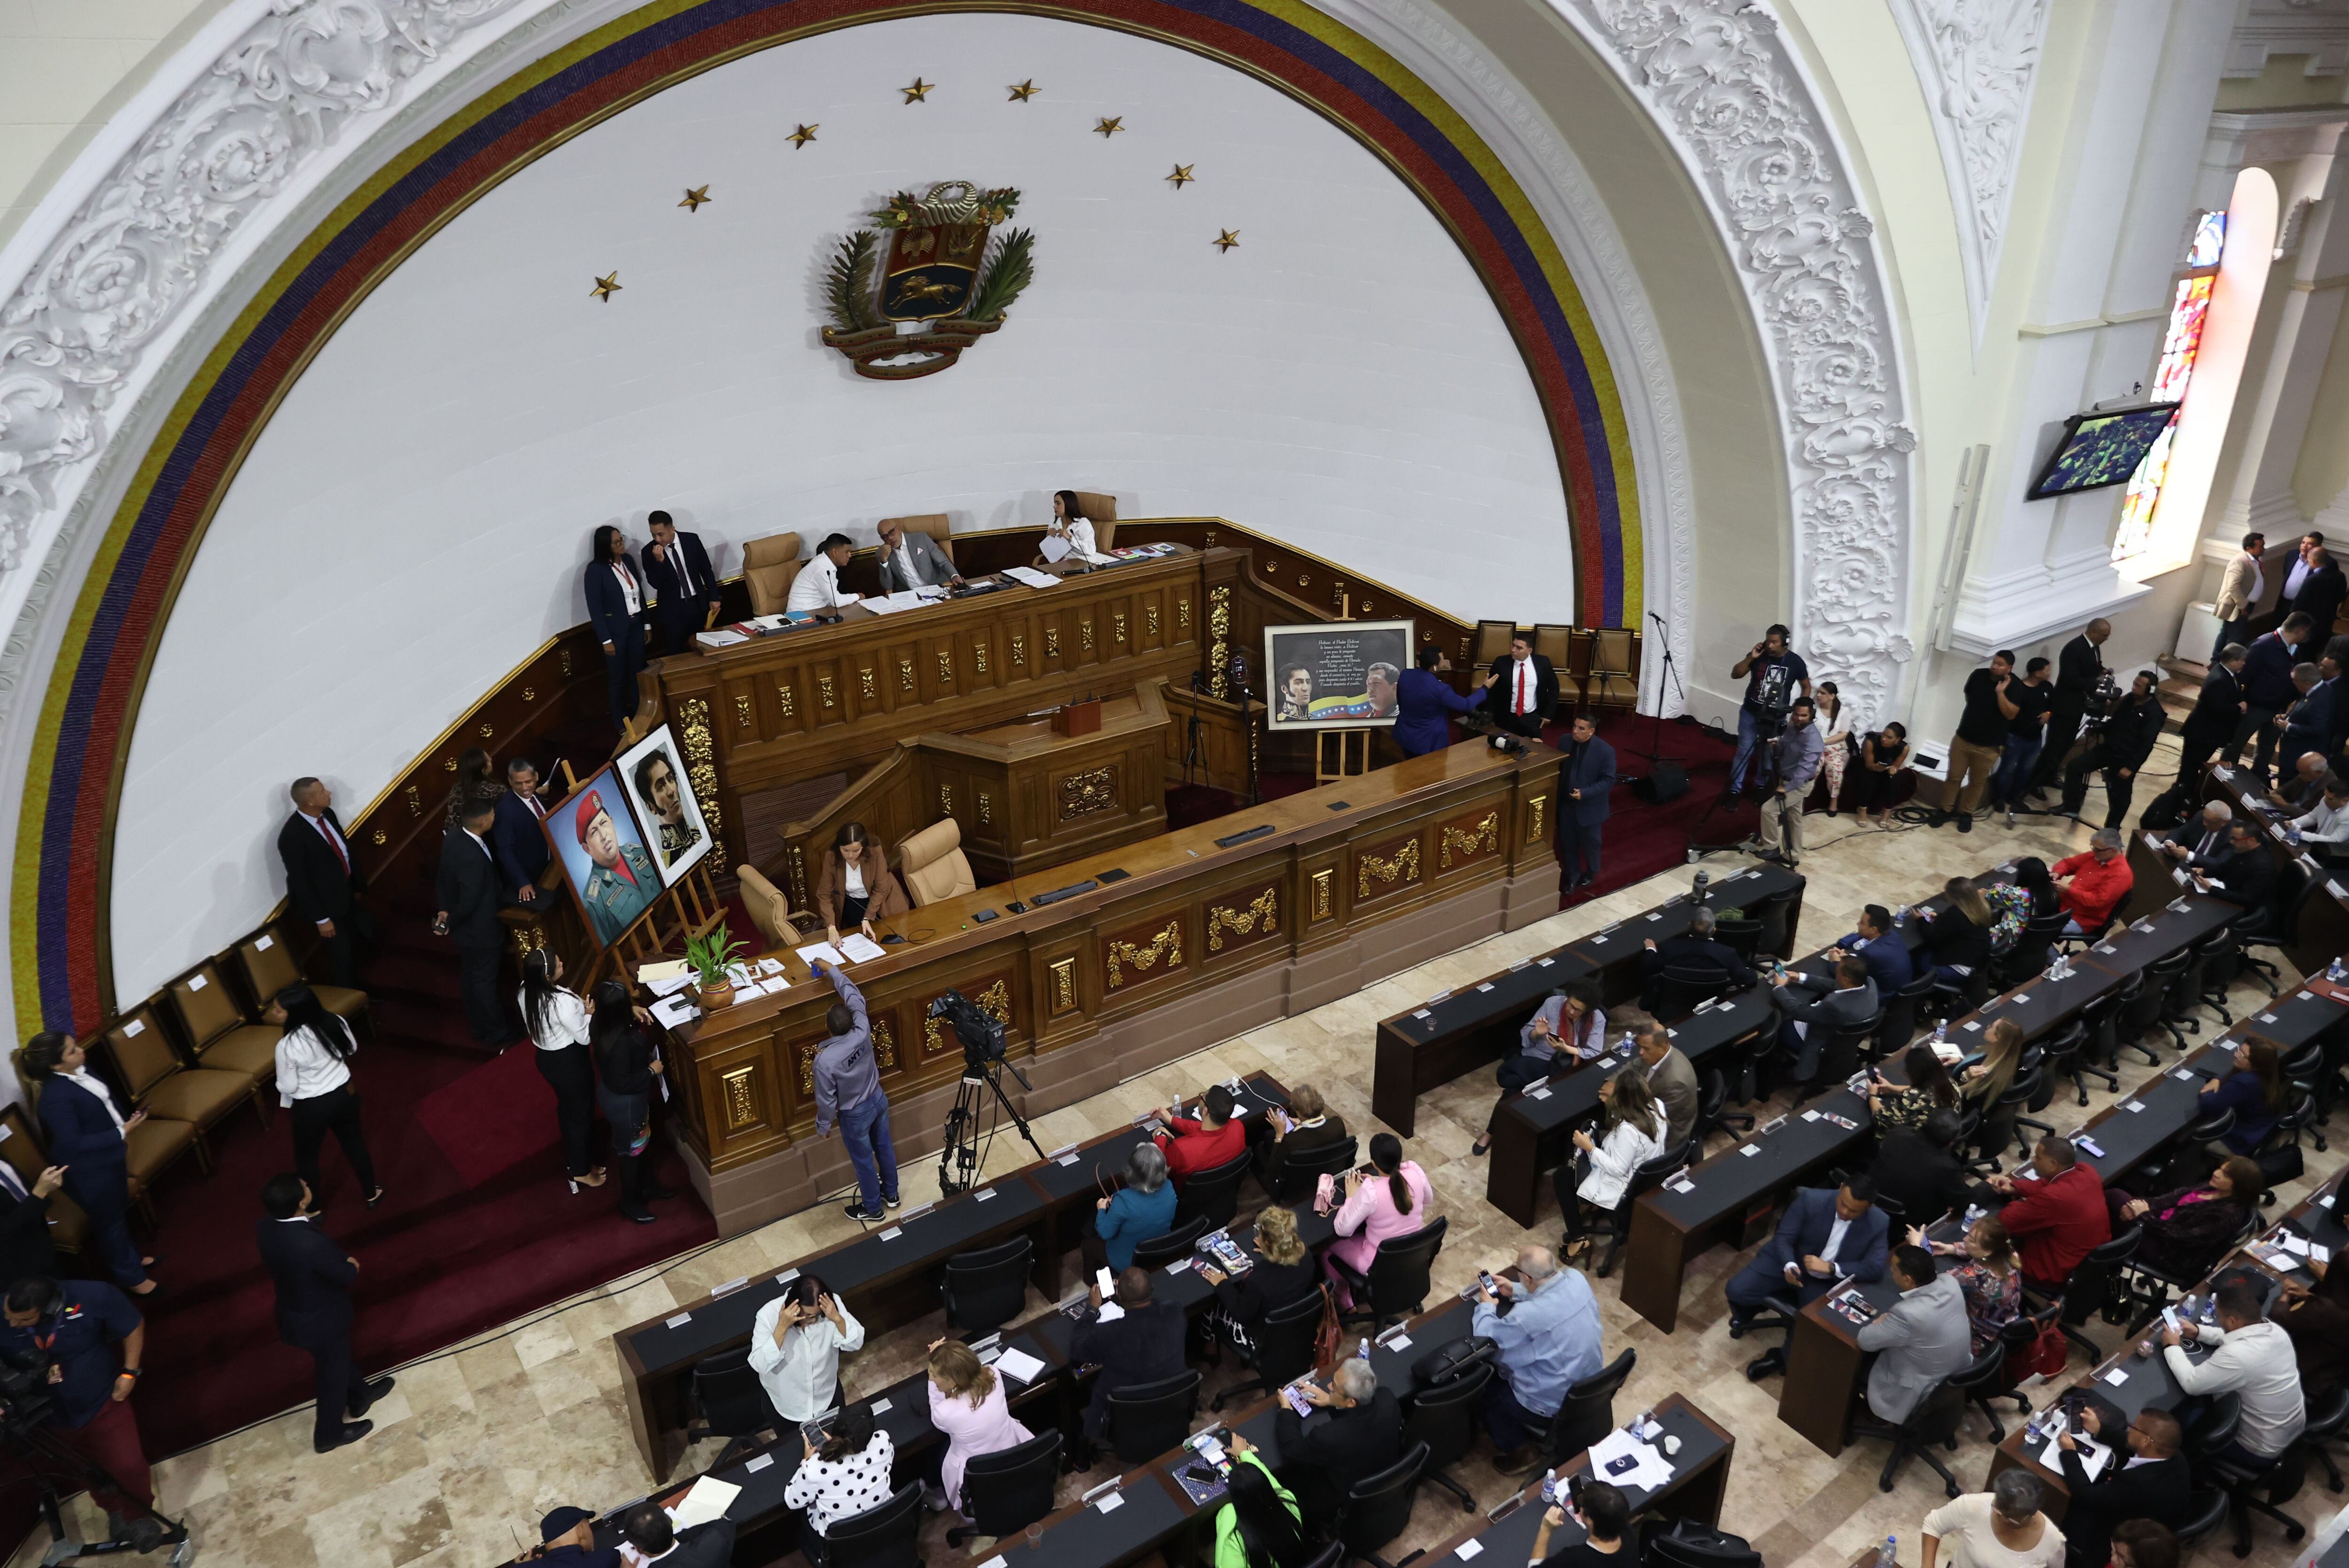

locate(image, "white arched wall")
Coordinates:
105 11 1575 999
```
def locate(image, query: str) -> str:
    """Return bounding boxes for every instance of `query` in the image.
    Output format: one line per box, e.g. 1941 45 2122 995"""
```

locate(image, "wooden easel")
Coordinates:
1316 727 1372 783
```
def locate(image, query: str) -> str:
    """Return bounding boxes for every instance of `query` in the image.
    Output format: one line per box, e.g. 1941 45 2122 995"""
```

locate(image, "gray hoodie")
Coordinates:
811 967 880 1133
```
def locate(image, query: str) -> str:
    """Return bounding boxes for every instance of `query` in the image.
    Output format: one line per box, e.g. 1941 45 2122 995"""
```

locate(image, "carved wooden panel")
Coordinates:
1205 879 1282 958
1525 792 1548 846
1104 912 1187 992
1354 832 1422 902
1056 763 1119 822
1047 955 1079 1016
1439 806 1501 871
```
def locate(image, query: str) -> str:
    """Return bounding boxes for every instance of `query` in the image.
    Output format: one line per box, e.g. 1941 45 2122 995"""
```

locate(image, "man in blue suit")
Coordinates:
584 525 647 730
492 757 554 907
640 510 720 654
1558 713 1616 892
1726 1176 1889 1358
2278 659 2337 774
2236 612 2312 783
1391 644 1489 757
1832 904 1914 993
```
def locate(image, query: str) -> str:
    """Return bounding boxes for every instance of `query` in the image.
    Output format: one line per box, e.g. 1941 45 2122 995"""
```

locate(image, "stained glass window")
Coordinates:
2111 214 2225 565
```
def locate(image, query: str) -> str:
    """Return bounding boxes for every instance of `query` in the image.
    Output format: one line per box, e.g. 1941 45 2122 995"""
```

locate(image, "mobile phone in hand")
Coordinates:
1478 1271 1500 1296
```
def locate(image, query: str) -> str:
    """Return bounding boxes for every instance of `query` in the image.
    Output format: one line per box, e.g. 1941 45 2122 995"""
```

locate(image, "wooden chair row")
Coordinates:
1472 620 1642 714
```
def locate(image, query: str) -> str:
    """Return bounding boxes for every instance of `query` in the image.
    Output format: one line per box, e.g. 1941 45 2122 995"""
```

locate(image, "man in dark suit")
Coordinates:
876 517 963 594
619 1501 737 1568
1067 1266 1186 1445
2293 546 2348 637
1829 905 1914 993
1764 955 1877 1088
2237 613 2314 782
2279 660 2336 773
492 757 555 907
2177 643 2248 787
585 527 648 730
1558 713 1616 893
277 776 369 987
2028 618 2110 794
2161 800 2236 866
1868 1111 1993 1227
435 797 513 1048
1637 907 1755 1011
2055 1407 2191 1568
640 511 720 655
256 1173 388 1453
0 1159 64 1289
2191 819 2281 926
1486 633 1561 741
1725 1177 1889 1358
1273 1356 1402 1530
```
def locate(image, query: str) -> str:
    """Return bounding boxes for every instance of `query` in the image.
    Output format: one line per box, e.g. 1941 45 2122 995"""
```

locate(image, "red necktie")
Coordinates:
529 795 544 819
316 817 348 872
1517 662 1530 716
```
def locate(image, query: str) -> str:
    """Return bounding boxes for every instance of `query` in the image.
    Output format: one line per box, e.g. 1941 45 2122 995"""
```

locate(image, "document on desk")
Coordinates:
2038 1433 2111 1482
1587 1428 1673 1493
667 1475 741 1529
839 933 888 963
1004 566 1060 587
650 994 702 1030
860 590 930 615
795 940 848 968
994 1347 1049 1385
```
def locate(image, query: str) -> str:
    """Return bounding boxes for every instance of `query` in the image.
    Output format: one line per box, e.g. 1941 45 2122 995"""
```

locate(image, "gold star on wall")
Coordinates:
591 271 622 301
788 124 818 148
902 78 933 102
1213 230 1240 252
678 185 712 212
1008 79 1040 101
1094 116 1124 137
1167 164 1196 188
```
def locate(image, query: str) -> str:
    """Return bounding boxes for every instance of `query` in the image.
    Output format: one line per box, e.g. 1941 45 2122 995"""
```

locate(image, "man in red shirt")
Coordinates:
1989 1138 2111 1294
2051 831 2134 937
1152 1084 1245 1189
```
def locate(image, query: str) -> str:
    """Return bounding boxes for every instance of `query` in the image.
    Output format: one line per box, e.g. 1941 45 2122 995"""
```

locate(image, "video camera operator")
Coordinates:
1728 624 1810 794
0 1274 155 1543
2027 618 2110 797
2056 669 2164 830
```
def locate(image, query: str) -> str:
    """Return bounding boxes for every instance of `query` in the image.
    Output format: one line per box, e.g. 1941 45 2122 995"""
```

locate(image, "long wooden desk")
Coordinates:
1371 863 1804 1138
661 735 1559 1233
2126 763 2349 975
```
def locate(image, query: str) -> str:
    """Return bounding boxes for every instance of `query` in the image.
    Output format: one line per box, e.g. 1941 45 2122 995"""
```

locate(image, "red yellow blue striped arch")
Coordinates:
16 0 1642 1033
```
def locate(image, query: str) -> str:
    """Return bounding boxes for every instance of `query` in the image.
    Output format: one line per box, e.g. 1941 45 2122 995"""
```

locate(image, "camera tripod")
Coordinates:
1688 701 1788 859
938 1054 1049 1196
1 1413 190 1566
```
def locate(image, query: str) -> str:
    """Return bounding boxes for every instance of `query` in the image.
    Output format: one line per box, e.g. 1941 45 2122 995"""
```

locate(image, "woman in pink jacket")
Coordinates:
1324 1133 1436 1310
924 1338 1033 1514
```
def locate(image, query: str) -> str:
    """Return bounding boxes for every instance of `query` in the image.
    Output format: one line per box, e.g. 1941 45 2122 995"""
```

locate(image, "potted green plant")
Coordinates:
686 923 748 1012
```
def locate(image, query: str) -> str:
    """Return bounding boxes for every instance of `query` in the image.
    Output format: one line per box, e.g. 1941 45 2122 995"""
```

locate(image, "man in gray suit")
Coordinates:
1765 955 1877 1088
1632 1024 1698 1149
877 518 962 593
1854 1244 1971 1422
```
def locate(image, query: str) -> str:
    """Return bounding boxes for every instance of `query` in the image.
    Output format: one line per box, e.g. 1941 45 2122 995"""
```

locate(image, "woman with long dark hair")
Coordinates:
267 984 383 1207
783 1398 894 1552
1213 1433 1308 1568
589 979 670 1223
1326 1132 1434 1311
443 746 500 827
1812 680 1853 814
1869 1044 1962 1134
20 1032 153 1294
1033 489 1099 566
813 822 909 947
2199 1035 2287 1155
1855 722 1909 829
518 949 604 1193
585 524 647 730
1558 1070 1667 1264
2114 1155 2264 1278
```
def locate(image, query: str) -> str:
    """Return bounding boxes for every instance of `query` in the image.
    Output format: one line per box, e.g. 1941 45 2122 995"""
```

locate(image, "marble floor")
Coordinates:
38 731 2346 1568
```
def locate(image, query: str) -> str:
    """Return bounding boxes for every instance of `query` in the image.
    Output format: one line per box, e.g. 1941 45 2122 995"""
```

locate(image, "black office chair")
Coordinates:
939 1234 1034 1338
1751 890 1800 959
809 1481 924 1568
2171 1487 2232 1551
1103 1369 1201 1464
680 1346 774 1471
2150 947 2201 1049
1596 1140 1696 1279
2237 859 2307 992
1967 1069 2039 1170
1269 1136 1358 1206
2117 1207 2260 1332
2192 925 2242 1022
1847 1356 1990 1498
1697 1069 1752 1148
1131 1213 1211 1271
1876 970 1937 1061
1738 1282 1804 1382
1649 963 1727 1025
1547 1347 1636 1462
1642 1520 1764 1568
1210 1288 1326 1410
1174 1150 1253 1231
2282 1040 2332 1152
2296 1384 2349 1493
1714 917 1766 967
1339 1441 1429 1568
2042 1019 2115 1108
1406 1358 1492 1511
1331 1215 1448 1329
2108 969 2166 1068
2046 1226 2140 1357
2204 1428 2310 1556
1969 1304 2053 1442
945 1429 1063 1547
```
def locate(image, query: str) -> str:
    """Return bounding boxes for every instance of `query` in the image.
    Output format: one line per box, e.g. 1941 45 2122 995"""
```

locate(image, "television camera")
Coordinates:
932 988 1047 1194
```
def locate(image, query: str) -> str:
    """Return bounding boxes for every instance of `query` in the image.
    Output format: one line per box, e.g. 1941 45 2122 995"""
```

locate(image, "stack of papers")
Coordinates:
795 941 847 968
695 629 750 649
1003 566 1059 588
994 1347 1049 1385
650 994 702 1030
1586 1428 1674 1494
861 590 930 615
667 1475 740 1529
2038 1432 2112 1482
638 959 692 985
840 933 887 963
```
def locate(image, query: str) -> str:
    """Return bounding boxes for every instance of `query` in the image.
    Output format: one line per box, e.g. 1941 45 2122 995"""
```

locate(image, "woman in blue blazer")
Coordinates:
1392 645 1491 757
22 1032 153 1294
584 525 648 730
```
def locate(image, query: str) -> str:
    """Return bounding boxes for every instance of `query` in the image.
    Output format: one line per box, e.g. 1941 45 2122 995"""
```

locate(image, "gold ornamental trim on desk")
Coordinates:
1310 868 1334 921
1440 809 1499 869
677 697 728 871
1526 794 1548 844
1207 585 1232 698
1107 918 1184 988
721 1064 761 1133
1207 886 1278 952
1356 838 1420 899
1048 956 1077 1014
1058 765 1118 821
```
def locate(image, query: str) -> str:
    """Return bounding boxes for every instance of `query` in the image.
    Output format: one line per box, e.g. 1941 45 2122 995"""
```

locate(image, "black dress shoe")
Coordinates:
349 1376 395 1417
621 1205 656 1225
315 1420 373 1454
641 1183 678 1203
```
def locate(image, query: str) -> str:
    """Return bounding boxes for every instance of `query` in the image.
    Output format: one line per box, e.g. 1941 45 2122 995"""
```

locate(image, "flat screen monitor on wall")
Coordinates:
2025 403 2181 500
1263 620 1415 730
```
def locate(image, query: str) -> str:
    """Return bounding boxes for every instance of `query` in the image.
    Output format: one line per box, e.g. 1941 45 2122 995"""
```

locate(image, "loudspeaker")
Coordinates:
1633 762 1688 804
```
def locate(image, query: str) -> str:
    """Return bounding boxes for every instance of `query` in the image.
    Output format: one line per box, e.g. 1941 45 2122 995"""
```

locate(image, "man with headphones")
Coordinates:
0 1274 159 1546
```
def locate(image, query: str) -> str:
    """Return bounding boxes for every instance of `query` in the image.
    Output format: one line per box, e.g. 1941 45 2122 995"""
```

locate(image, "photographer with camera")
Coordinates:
2027 619 2110 797
0 1275 156 1544
2055 669 2165 829
808 960 899 1224
1727 625 1810 793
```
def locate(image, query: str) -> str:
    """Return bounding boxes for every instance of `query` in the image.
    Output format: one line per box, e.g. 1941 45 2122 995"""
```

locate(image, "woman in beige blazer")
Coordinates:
812 822 910 944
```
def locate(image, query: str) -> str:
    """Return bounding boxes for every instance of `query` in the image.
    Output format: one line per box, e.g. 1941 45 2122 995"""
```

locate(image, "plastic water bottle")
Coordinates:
1935 1018 1949 1046
1357 1336 1371 1362
2330 955 2345 984
1692 867 1711 906
1879 1536 1898 1568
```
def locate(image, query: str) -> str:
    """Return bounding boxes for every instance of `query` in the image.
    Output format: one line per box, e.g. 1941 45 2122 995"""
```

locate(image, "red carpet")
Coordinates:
413 1044 559 1187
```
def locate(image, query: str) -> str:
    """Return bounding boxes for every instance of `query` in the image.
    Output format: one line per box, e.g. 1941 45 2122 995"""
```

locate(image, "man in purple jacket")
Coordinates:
809 961 899 1222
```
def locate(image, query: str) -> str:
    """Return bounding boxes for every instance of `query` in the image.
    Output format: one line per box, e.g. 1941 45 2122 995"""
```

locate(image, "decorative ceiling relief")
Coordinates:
821 182 1034 378
1889 0 2050 346
1558 0 1915 724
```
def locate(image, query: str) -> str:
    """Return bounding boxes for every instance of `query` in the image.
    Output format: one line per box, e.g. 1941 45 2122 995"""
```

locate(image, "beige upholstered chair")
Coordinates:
168 963 281 1094
737 864 817 947
100 1008 250 1162
0 1104 90 1254
1588 627 1641 710
743 533 805 616
898 819 978 905
1070 492 1118 552
1473 619 1519 670
881 513 955 568
236 925 367 1032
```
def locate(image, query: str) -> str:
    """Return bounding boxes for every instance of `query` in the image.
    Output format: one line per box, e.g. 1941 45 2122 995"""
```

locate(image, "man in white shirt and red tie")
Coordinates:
492 757 557 906
276 776 370 986
1486 634 1561 741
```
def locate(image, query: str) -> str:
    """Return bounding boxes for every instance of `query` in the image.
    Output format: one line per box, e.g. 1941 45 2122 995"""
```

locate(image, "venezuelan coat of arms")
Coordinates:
821 181 1035 380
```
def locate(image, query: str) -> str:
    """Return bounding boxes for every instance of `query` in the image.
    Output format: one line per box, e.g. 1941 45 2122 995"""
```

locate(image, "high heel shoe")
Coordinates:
568 1169 608 1194
365 1187 387 1209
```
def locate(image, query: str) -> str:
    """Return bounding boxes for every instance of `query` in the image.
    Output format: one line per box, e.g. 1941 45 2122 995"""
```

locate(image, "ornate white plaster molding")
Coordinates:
1887 0 2048 348
1548 0 1915 726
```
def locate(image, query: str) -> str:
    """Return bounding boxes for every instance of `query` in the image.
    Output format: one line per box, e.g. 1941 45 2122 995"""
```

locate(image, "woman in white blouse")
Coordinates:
784 1400 897 1547
749 1275 865 1423
1558 1070 1667 1265
1033 489 1098 566
264 984 383 1208
1812 680 1854 815
519 949 604 1193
